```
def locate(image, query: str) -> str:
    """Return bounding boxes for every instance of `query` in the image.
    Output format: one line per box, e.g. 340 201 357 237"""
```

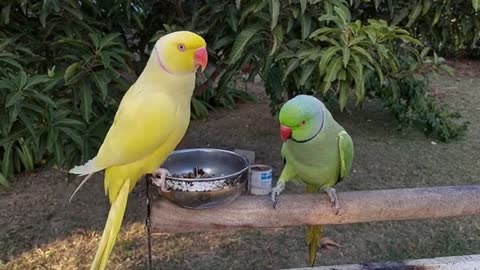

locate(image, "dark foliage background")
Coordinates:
0 0 477 185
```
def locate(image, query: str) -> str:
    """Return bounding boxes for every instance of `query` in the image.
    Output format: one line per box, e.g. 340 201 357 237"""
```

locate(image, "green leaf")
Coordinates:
282 58 300 82
239 1 260 24
342 48 350 68
300 13 312 39
406 2 422 27
226 5 238 32
337 68 347 80
59 127 83 147
0 172 9 187
93 72 110 100
229 24 262 64
2 143 13 179
473 0 480 11
6 91 23 108
55 38 91 50
318 47 339 76
373 62 384 83
79 81 92 123
18 113 36 137
99 33 121 50
299 63 316 86
270 25 284 56
275 50 296 61
33 92 57 108
318 14 339 23
0 57 23 70
432 8 442 26
420 47 431 59
287 17 294 33
349 36 366 46
53 117 84 128
351 46 374 64
1 4 11 24
39 2 47 28
347 65 365 104
19 70 27 89
89 33 101 50
270 0 280 30
25 76 50 89
53 141 64 166
339 80 349 111
422 0 432 15
324 57 343 82
300 0 307 15
392 8 409 26
64 62 82 83
64 5 84 20
333 6 349 25
213 36 235 50
309 27 342 38
321 81 332 94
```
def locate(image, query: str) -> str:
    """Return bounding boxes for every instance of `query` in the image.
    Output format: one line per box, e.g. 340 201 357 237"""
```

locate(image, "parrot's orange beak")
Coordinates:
280 125 292 141
194 47 208 72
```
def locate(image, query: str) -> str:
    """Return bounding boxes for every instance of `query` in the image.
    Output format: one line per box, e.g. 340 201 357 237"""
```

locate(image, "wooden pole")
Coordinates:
150 185 480 233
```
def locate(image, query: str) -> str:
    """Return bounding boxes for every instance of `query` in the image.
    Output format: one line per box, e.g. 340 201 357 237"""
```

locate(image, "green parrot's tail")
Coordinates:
307 224 322 266
305 184 322 267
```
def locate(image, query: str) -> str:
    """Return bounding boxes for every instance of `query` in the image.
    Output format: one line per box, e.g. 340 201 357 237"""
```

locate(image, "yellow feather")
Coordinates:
77 31 207 270
90 179 130 270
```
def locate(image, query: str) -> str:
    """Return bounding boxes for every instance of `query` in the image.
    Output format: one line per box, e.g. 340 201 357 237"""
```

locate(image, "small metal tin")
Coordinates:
248 164 273 195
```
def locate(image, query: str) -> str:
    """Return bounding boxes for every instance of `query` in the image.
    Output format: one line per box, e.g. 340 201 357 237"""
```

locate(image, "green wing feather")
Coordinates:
337 130 354 181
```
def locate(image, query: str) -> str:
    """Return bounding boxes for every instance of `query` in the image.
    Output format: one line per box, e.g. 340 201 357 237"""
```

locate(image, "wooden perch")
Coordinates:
150 185 480 233
287 254 480 270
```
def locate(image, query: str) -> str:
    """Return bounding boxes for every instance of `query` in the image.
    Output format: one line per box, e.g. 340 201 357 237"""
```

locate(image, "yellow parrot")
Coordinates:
68 31 208 270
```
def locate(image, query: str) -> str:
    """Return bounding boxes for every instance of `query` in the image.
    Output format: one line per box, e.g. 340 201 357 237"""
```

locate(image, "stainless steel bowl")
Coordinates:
151 148 250 209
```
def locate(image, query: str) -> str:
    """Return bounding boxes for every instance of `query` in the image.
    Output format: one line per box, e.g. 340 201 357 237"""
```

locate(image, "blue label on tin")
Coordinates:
260 172 272 182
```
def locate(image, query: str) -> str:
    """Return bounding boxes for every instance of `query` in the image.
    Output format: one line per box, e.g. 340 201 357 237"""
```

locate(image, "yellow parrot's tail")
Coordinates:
306 184 322 267
306 224 322 266
90 179 130 270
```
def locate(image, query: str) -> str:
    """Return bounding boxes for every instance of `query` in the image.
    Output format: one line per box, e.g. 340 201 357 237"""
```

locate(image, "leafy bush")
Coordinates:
0 0 475 185
365 49 468 142
0 0 257 185
350 0 480 56
0 1 133 185
221 0 469 142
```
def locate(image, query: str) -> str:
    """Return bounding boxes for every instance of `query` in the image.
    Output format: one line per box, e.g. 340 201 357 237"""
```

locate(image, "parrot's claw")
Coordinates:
152 168 171 192
271 183 285 209
323 187 340 214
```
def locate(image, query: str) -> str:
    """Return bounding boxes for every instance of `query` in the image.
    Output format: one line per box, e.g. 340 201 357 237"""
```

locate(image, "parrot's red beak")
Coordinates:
194 47 208 72
280 125 292 142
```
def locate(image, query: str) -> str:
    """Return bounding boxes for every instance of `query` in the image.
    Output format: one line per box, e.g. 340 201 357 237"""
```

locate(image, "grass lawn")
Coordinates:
1 60 479 270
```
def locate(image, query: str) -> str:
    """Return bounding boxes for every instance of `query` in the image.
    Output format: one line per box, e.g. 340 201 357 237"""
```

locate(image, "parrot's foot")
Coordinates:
152 168 171 192
271 183 285 209
323 187 340 214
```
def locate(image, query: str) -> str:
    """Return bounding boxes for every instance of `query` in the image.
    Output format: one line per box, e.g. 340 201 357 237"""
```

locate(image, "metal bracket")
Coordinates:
145 176 153 270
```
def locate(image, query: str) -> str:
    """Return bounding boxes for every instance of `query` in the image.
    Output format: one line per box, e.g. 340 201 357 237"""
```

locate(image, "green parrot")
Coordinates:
271 94 354 266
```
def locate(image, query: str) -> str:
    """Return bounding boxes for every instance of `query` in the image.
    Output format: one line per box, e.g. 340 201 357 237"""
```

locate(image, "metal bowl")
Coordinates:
151 148 250 209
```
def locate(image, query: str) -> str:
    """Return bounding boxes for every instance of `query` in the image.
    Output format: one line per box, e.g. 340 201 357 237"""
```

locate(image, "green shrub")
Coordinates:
350 0 480 56
0 0 475 186
0 1 132 185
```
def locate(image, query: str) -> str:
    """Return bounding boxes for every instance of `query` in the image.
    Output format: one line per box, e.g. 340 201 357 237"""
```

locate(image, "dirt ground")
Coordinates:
1 60 480 270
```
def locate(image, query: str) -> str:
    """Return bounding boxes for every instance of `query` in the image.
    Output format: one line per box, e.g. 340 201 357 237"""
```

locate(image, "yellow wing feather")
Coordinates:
94 86 178 168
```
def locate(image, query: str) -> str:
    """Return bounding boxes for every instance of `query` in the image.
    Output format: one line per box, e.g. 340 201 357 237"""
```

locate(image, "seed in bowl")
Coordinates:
171 166 220 179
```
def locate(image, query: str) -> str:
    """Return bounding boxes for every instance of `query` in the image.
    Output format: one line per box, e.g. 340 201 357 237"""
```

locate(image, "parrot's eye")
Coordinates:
301 120 306 126
177 44 186 51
